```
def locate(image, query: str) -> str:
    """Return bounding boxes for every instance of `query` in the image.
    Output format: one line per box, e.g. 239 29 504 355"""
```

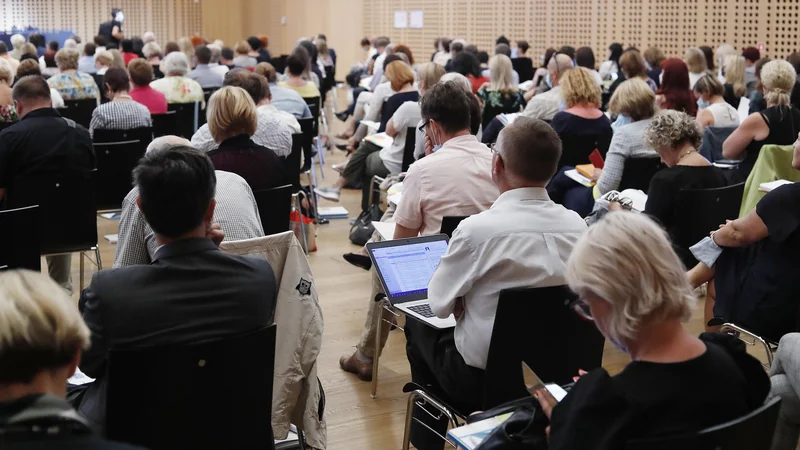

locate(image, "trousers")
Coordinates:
770 333 800 450
47 254 73 295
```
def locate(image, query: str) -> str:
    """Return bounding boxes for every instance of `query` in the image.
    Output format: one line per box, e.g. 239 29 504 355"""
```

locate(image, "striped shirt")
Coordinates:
89 100 153 136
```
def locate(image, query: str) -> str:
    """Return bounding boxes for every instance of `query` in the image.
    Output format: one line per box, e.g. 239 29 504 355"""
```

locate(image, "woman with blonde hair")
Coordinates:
232 41 257 68
644 47 665 87
107 48 125 69
177 37 195 66
477 54 525 127
722 55 746 107
535 212 769 449
723 59 800 182
684 47 709 88
205 86 287 191
620 50 657 91
693 74 739 128
0 59 17 124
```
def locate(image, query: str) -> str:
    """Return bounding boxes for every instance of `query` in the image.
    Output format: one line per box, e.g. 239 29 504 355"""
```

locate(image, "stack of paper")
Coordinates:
448 413 513 450
99 212 120 220
565 169 594 187
364 132 393 149
372 221 396 241
360 120 381 130
318 206 349 220
759 179 793 193
497 113 521 126
104 234 119 244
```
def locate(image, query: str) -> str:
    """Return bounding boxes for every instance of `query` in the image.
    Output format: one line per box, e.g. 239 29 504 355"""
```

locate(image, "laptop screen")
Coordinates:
370 238 449 298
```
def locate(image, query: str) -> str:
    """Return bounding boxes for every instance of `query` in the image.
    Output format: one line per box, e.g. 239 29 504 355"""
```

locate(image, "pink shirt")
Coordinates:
130 85 168 115
394 134 499 236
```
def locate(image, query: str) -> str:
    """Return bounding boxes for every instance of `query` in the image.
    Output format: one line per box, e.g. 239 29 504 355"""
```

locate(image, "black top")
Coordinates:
714 182 800 341
735 105 800 182
0 108 95 193
98 20 122 47
644 165 728 265
548 333 770 450
379 91 420 132
647 67 662 89
550 112 613 168
257 48 272 64
723 83 742 109
207 134 288 192
77 237 277 427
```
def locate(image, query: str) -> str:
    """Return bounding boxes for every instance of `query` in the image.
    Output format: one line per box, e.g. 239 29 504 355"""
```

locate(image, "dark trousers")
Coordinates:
547 166 595 218
342 140 390 212
405 319 485 450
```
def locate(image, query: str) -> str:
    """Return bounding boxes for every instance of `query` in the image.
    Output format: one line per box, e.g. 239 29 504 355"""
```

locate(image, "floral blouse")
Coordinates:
46 72 100 101
0 104 18 124
149 76 205 105
477 87 526 111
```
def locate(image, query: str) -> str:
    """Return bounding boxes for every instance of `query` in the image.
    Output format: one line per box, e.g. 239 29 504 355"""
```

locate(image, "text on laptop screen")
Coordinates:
371 240 449 297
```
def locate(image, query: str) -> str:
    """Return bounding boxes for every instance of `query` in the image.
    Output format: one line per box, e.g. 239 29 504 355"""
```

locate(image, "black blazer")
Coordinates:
77 237 277 426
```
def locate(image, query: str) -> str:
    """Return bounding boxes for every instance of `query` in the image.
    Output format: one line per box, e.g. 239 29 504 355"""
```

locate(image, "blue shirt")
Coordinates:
186 64 224 89
269 83 312 119
78 55 96 74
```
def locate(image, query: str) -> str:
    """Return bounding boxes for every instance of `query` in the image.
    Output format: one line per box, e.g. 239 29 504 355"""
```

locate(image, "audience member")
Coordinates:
432 37 451 67
536 211 769 449
279 48 321 98
722 55 747 108
108 49 125 69
769 333 800 450
8 33 25 60
748 57 771 114
522 53 573 121
516 39 530 58
699 45 715 73
220 46 235 69
0 270 143 449
575 46 602 85
450 52 488 94
20 43 38 61
642 110 727 267
644 47 665 87
246 36 267 64
192 69 292 156
257 35 272 63
207 44 230 78
142 42 163 78
599 42 623 80
254 74 300 133
28 33 46 57
693 74 739 128
715 44 737 81
369 37 392 90
742 46 761 94
723 60 800 183
114 137 265 267
47 48 100 101
0 42 19 74
40 43 60 78
94 50 113 75
255 62 312 119
685 47 709 89
163 41 180 57
477 54 525 127
338 81 499 381
142 31 156 44
787 52 800 109
656 58 697 116
559 45 576 61
619 50 657 91
186 45 224 88
0 59 17 124
477 51 489 69
15 59 65 108
120 39 137 66
407 117 586 449
479 44 519 85
233 40 257 68
532 47 557 88
72 143 277 429
89 67 152 135
78 42 97 74
596 78 659 194
0 76 95 293
93 35 108 54
149 51 204 104
128 58 168 114
177 37 195 66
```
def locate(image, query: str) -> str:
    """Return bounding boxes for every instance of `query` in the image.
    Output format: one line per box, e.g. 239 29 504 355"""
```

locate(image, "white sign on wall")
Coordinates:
409 10 424 29
394 10 408 29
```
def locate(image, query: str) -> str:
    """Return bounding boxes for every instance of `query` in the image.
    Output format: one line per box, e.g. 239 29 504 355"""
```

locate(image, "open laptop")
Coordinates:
367 234 456 329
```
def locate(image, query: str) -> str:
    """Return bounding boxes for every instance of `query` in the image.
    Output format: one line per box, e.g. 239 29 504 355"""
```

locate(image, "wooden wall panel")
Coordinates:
0 0 203 43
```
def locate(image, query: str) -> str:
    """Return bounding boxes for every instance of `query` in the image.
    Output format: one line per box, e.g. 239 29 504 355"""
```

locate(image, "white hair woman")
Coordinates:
46 48 100 101
149 51 204 104
535 212 770 449
684 47 709 89
723 59 800 183
0 58 17 124
9 33 26 60
476 54 525 128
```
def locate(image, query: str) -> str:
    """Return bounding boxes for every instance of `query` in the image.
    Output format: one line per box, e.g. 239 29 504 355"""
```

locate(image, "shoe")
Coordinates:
335 111 350 122
344 253 372 270
340 352 373 381
314 187 341 202
332 163 346 174
335 143 354 151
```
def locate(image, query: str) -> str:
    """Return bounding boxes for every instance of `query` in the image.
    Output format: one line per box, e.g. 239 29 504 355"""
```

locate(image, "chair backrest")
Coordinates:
297 118 315 173
92 127 154 211
305 96 321 130
284 133 304 191
483 286 605 409
699 126 738 163
198 88 218 128
0 205 41 271
675 183 745 251
511 57 534 82
167 102 199 139
106 325 277 450
618 157 665 194
254 184 293 236
401 127 417 172
59 99 97 129
481 103 521 129
270 56 288 75
379 92 420 133
625 397 782 450
557 131 613 169
92 73 107 103
7 171 97 255
439 215 468 238
151 111 178 138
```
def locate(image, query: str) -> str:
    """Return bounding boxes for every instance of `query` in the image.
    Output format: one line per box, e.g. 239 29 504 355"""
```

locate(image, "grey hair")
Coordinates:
162 51 190 76
143 31 157 44
55 48 80 70
142 42 162 60
567 212 695 343
63 39 77 50
439 72 472 93
146 135 191 154
10 34 25 49
207 44 221 63
644 109 702 151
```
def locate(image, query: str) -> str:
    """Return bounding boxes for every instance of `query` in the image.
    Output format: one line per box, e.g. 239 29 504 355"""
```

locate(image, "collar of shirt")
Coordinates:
258 104 278 114
437 134 485 154
490 187 550 210
21 107 60 121
194 64 210 70
130 85 152 94
153 237 219 262
217 133 255 150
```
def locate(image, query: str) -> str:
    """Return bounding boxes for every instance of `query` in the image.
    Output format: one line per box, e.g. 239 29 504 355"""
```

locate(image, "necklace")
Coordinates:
677 148 695 162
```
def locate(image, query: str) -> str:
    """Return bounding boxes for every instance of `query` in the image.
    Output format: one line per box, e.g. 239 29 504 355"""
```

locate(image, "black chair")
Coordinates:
284 133 304 191
151 111 178 138
305 96 321 131
699 126 739 164
167 102 200 139
198 88 218 128
626 397 782 450
59 99 97 129
401 286 605 447
270 55 288 75
481 103 521 130
439 216 468 238
0 205 40 271
106 325 277 450
6 171 100 289
511 57 534 83
618 157 665 194
92 73 107 103
401 127 417 172
557 131 613 169
254 184 292 236
92 127 154 211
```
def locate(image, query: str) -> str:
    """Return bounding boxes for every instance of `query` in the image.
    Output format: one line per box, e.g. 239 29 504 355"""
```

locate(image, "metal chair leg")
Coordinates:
292 193 309 255
371 305 382 399
316 137 326 179
402 390 461 450
95 246 103 270
721 323 775 369
79 251 85 291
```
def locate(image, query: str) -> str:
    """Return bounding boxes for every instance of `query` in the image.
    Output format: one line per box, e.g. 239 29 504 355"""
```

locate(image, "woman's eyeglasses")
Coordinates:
568 297 594 322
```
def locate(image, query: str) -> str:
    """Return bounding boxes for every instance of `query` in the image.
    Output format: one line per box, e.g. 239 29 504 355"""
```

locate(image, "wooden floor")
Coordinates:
54 88 767 450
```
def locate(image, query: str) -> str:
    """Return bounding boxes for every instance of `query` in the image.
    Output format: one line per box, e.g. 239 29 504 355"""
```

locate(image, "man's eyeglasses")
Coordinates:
419 119 430 132
568 297 594 322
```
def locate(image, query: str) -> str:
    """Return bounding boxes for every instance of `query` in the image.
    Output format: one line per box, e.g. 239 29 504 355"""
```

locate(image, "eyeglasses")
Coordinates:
419 119 430 132
568 297 594 322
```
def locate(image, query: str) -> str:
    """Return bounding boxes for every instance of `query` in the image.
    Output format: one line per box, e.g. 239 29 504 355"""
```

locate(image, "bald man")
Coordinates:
521 53 573 121
114 136 265 267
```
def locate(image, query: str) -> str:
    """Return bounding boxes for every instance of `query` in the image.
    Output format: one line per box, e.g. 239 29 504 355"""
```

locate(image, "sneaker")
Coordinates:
314 187 341 202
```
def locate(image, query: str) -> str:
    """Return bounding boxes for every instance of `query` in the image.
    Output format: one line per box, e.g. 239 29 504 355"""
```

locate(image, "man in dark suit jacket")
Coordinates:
72 140 277 428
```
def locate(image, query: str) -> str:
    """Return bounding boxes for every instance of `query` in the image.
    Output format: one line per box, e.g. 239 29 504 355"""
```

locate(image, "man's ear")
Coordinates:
205 199 217 222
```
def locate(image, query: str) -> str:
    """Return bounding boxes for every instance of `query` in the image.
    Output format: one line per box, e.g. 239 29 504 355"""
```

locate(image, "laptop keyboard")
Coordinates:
407 304 436 318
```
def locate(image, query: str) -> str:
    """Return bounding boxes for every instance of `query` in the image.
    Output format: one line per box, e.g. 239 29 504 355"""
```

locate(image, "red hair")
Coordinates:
258 35 269 49
190 35 206 48
657 58 697 116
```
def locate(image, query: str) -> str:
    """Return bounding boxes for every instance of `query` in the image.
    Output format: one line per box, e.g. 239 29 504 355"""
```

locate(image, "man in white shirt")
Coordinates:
207 44 230 79
369 37 392 91
405 116 587 449
522 53 573 121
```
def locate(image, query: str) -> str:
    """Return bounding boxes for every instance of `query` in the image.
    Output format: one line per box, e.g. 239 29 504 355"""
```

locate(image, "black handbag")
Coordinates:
348 204 383 246
475 404 549 450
